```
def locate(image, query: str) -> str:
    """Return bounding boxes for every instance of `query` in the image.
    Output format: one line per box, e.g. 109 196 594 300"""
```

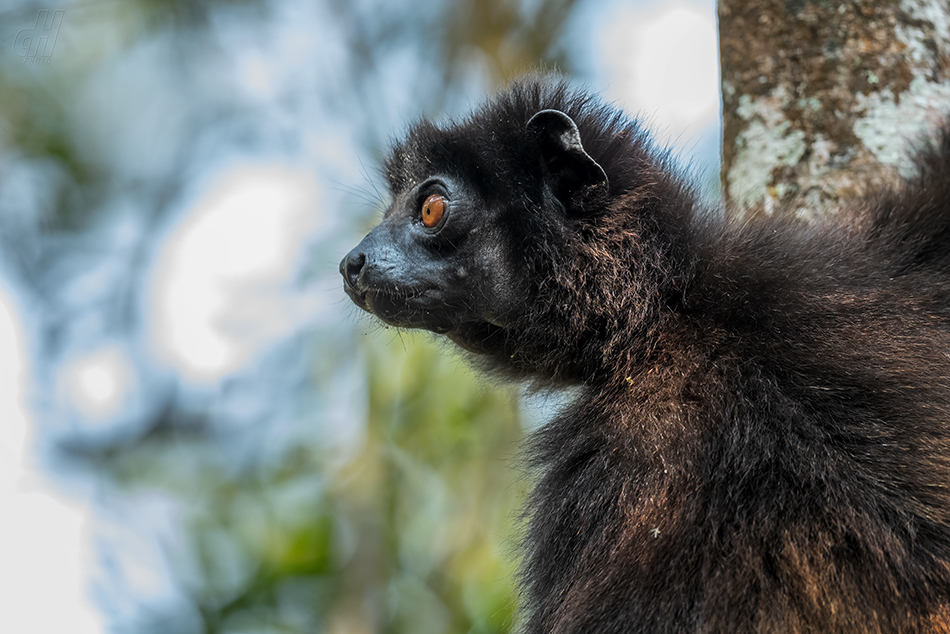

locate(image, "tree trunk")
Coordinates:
718 0 950 220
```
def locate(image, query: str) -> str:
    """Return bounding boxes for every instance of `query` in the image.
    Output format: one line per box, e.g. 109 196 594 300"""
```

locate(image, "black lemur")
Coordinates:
340 76 950 633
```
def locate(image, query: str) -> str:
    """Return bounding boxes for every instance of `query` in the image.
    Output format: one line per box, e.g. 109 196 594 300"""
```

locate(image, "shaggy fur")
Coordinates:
342 77 950 633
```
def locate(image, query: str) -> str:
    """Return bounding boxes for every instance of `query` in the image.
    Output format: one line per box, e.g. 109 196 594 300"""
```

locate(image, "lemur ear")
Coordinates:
527 109 609 212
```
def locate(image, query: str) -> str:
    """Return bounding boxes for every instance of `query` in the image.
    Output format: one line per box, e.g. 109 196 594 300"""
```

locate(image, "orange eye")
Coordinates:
421 194 445 228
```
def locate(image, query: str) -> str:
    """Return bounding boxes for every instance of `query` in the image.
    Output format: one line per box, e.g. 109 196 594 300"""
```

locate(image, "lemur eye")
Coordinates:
421 194 445 228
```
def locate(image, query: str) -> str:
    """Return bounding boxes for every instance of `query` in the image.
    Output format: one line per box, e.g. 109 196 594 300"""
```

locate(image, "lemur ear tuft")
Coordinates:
527 109 609 212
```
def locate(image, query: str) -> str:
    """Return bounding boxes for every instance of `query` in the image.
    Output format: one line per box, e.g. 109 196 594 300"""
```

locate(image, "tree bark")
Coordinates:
719 0 950 220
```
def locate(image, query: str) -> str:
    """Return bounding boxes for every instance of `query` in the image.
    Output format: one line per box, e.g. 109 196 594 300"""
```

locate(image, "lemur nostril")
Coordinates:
340 251 366 290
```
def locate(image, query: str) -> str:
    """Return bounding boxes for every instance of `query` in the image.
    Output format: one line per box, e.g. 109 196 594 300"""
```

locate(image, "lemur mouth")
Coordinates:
342 279 368 311
342 276 458 334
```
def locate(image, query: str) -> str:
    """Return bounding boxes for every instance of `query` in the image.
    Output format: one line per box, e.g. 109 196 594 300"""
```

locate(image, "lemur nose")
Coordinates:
340 250 366 290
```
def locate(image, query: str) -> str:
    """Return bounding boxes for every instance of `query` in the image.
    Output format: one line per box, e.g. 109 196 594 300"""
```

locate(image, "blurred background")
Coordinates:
0 0 719 631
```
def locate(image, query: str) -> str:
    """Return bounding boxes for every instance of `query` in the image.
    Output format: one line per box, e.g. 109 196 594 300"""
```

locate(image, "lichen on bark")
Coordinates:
719 0 950 220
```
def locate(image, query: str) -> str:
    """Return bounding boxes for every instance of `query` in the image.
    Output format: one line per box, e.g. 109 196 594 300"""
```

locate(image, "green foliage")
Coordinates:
352 332 526 633
87 332 526 633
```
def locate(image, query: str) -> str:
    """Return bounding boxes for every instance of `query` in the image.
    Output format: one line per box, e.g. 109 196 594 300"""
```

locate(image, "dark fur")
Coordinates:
341 77 950 632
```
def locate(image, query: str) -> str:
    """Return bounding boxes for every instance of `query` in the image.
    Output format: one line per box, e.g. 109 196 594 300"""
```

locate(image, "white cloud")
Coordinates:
0 283 104 634
58 346 135 424
598 1 720 149
149 164 322 383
